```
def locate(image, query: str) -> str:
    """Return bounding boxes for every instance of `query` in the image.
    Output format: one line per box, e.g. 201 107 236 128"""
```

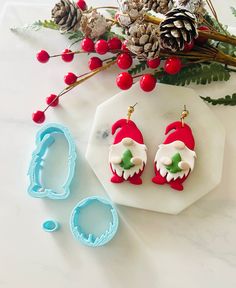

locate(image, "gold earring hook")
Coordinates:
127 103 138 122
180 105 189 127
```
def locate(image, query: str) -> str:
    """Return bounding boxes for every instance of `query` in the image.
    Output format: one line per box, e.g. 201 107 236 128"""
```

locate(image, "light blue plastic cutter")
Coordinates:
70 196 119 247
42 219 60 232
28 123 77 200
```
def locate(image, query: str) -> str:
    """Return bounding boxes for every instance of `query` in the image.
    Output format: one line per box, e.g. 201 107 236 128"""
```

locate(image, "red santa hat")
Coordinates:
163 121 195 150
112 119 144 144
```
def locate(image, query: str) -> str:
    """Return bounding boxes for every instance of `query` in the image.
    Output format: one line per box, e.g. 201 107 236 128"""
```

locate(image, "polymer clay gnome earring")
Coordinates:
109 104 147 185
152 106 196 191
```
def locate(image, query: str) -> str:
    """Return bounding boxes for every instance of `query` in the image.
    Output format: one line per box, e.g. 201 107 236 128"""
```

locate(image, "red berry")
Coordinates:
116 72 133 90
81 38 94 52
46 94 59 107
147 57 161 69
164 57 182 75
184 40 195 52
32 110 45 124
196 26 210 44
36 50 50 63
95 40 109 55
61 49 74 62
108 37 122 51
117 53 133 70
77 0 87 10
64 72 77 85
140 74 156 92
121 40 129 52
89 57 103 70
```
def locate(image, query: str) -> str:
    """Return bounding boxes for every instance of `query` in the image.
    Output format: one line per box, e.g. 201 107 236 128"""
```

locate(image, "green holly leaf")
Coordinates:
120 149 134 170
165 153 182 174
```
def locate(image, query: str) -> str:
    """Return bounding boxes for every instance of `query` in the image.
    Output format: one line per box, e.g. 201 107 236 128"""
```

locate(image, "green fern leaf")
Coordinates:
155 63 230 86
201 94 236 106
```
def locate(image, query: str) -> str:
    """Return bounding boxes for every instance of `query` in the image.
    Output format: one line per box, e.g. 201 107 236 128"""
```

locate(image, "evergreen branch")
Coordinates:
201 93 236 106
154 63 231 86
203 13 229 34
128 61 147 75
11 20 59 32
231 7 236 17
204 13 236 56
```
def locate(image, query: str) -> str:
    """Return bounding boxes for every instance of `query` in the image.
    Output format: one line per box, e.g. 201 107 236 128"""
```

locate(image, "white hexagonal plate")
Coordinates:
86 83 225 214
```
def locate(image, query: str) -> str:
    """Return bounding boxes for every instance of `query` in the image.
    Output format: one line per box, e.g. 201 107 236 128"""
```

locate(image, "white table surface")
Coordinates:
0 1 236 288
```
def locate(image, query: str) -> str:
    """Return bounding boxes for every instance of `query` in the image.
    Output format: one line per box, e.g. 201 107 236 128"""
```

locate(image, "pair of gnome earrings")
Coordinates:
109 105 196 191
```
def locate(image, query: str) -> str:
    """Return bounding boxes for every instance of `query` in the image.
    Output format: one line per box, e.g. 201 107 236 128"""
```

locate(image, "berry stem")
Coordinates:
50 50 84 58
132 74 143 79
50 49 124 59
43 59 116 112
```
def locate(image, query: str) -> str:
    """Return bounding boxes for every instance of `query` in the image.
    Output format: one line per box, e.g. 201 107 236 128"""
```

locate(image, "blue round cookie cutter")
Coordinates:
28 123 77 200
42 219 60 232
70 196 119 247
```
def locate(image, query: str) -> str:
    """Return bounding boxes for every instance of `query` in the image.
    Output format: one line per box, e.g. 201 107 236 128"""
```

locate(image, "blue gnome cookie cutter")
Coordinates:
28 123 77 200
70 196 119 247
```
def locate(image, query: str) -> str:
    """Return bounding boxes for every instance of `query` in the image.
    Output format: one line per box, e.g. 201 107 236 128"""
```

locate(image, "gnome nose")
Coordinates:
122 138 134 146
173 141 185 150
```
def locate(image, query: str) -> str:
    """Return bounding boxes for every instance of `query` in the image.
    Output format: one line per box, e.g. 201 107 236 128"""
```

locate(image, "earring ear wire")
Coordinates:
127 103 138 122
180 105 189 127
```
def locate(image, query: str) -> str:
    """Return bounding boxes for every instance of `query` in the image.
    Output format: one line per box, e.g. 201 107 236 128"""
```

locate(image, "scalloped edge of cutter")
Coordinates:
70 196 119 247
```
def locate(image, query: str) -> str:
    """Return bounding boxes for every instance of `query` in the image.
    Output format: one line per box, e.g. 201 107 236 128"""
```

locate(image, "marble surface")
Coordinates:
86 84 225 214
0 1 236 288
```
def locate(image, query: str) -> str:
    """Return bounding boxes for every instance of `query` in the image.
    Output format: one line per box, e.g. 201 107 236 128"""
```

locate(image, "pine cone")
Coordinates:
80 11 111 39
174 0 206 22
160 8 198 52
117 0 144 28
143 0 174 15
127 22 160 59
51 0 82 32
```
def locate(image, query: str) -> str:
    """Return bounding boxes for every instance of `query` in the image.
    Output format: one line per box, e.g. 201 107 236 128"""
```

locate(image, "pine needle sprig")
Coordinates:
11 19 59 32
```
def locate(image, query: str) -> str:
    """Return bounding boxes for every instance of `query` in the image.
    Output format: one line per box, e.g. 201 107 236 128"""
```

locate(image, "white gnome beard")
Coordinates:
155 141 196 182
109 138 147 180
